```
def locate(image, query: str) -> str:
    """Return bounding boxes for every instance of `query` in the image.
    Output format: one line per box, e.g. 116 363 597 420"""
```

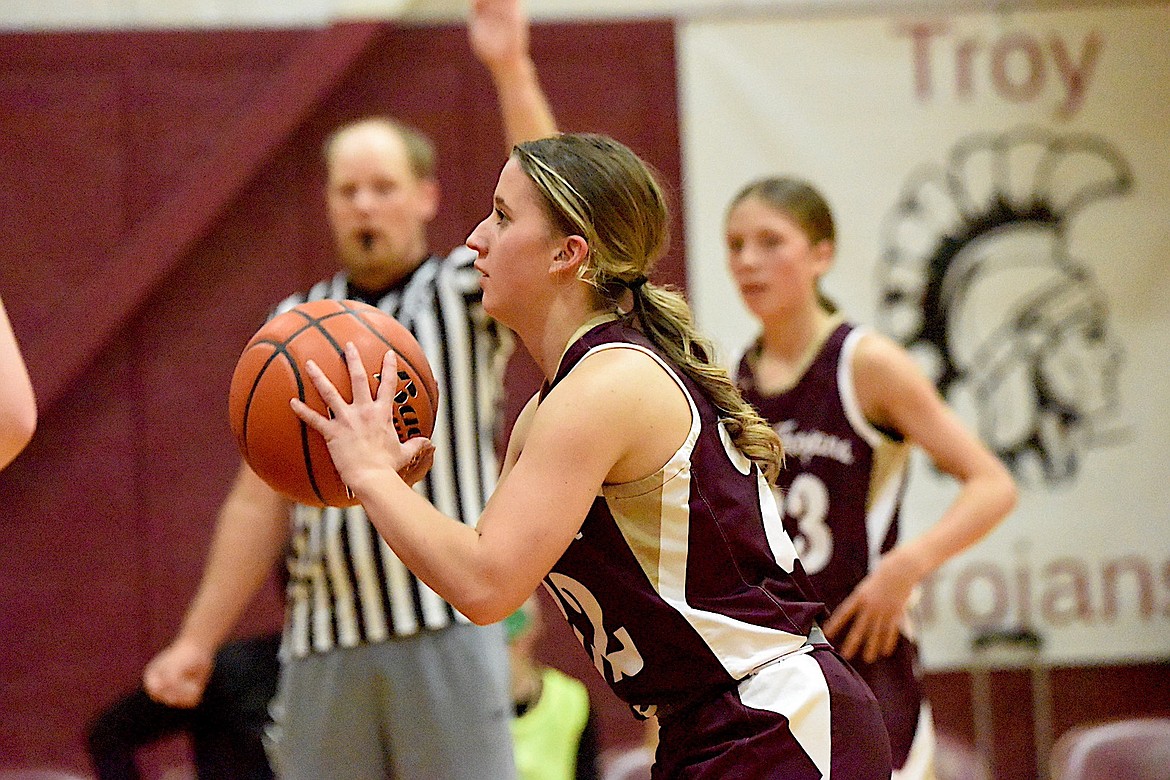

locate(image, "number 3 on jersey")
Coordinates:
773 472 832 574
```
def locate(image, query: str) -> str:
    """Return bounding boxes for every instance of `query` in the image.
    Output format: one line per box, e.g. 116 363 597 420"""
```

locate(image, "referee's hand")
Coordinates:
143 640 214 709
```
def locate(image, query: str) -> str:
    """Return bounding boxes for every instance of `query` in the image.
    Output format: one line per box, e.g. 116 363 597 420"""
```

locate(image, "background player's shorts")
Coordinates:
851 634 929 771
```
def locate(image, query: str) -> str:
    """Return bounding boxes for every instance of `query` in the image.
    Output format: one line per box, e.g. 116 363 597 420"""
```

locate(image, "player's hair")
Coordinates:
323 117 437 180
516 133 784 481
728 176 839 314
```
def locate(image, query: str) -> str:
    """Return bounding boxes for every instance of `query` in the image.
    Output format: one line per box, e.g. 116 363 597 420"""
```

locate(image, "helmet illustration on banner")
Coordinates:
876 126 1131 485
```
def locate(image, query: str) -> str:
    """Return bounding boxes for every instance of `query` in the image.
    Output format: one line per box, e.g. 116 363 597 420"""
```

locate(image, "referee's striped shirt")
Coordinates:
274 247 513 658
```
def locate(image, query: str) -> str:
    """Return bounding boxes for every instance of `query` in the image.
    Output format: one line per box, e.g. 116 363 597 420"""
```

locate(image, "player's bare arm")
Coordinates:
295 343 688 624
827 332 1017 662
500 392 540 480
469 0 556 146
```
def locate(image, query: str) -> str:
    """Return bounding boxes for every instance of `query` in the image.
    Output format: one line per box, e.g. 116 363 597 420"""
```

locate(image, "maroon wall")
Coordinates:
0 20 680 775
0 16 1165 780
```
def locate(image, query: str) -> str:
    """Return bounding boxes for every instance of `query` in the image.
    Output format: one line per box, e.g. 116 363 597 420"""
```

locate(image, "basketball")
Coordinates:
228 299 439 508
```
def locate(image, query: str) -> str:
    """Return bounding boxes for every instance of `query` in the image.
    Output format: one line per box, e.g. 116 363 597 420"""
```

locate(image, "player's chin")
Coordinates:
354 229 378 252
479 283 503 318
738 288 769 311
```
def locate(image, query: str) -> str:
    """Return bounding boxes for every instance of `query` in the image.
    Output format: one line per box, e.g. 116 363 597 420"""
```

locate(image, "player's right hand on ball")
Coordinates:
143 641 215 708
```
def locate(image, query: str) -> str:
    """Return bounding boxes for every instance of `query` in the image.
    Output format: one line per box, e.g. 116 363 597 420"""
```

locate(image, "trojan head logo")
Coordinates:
876 127 1131 486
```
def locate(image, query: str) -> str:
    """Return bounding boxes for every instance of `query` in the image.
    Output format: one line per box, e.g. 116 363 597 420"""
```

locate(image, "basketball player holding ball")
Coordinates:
228 299 441 509
143 2 557 777
294 134 895 778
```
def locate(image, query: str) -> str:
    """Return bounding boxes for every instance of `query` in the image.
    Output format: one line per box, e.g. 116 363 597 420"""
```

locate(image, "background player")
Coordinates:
507 596 600 780
725 175 1018 777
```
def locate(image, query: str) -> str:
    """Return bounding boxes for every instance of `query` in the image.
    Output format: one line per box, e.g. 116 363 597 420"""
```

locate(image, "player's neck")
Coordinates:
753 308 840 393
760 305 836 363
526 302 616 384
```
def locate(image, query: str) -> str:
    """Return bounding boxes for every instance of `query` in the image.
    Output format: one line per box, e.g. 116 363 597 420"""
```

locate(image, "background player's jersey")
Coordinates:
737 320 926 768
541 318 826 713
737 322 910 614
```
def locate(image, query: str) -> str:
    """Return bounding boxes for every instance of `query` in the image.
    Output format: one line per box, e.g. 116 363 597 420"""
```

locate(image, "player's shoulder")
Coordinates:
560 343 684 418
849 327 913 373
849 326 939 416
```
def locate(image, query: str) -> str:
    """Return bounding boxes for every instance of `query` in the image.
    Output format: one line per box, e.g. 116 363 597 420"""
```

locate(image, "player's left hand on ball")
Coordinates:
292 343 420 489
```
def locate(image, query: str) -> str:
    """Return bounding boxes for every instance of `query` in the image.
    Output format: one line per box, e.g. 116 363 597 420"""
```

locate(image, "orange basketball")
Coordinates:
228 299 439 507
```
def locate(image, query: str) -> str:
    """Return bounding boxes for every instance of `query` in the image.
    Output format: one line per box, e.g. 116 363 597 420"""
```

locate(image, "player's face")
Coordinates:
466 157 564 328
326 125 438 291
725 196 830 322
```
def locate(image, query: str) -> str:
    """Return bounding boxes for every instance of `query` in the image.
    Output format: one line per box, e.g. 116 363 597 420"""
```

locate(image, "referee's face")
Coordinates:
326 125 440 291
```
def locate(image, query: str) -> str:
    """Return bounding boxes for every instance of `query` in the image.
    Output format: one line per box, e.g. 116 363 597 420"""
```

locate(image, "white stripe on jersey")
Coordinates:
738 651 831 777
714 422 803 575
866 460 906 571
345 505 388 643
419 580 451 629
287 504 313 657
582 343 811 679
437 266 483 534
838 328 885 450
411 302 458 520
323 507 360 648
380 539 419 635
837 328 911 572
309 509 334 653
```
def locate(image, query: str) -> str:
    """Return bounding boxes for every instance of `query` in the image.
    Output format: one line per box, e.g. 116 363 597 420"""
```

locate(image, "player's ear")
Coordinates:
810 238 835 275
550 235 588 274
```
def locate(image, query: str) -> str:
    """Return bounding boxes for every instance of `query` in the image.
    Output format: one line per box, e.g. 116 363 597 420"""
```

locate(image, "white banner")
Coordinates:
680 4 1170 669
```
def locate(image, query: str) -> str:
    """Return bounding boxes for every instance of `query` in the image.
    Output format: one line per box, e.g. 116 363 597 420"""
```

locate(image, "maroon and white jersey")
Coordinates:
737 321 911 614
738 320 926 770
541 318 826 713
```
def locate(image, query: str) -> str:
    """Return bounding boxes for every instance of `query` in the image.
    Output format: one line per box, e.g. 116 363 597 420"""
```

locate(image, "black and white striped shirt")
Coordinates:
275 247 512 657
